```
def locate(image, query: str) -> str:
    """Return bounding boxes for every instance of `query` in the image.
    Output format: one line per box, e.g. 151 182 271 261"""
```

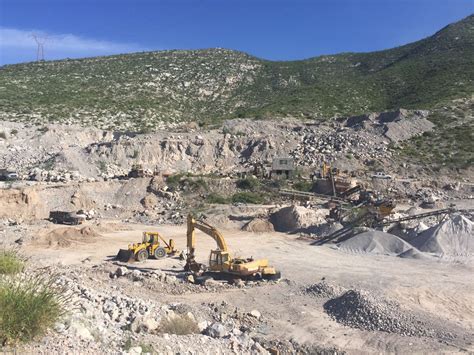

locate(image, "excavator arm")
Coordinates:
185 214 228 272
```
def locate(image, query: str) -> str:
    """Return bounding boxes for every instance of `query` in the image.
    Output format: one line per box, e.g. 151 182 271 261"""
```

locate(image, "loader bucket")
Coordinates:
116 249 135 262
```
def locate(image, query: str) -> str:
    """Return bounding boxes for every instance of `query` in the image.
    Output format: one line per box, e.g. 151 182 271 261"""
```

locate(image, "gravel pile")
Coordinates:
323 290 440 337
410 214 473 257
304 281 345 298
338 230 413 255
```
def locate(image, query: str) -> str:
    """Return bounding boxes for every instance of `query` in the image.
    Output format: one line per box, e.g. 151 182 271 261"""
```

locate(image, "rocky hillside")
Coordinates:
0 15 473 130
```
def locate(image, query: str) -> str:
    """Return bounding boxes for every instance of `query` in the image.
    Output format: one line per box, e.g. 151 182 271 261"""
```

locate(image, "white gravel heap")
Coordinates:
410 214 473 257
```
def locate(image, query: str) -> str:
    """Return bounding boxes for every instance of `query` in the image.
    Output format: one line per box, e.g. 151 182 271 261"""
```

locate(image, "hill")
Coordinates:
0 15 473 131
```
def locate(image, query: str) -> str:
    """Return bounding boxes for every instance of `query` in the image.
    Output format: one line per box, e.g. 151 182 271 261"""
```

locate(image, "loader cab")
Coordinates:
143 232 158 244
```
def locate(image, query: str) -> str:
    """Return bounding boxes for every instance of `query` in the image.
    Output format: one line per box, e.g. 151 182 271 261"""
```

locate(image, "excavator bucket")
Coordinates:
116 249 135 262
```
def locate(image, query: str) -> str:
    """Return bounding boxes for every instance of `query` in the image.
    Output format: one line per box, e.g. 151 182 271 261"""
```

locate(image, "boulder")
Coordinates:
249 310 261 319
206 323 227 338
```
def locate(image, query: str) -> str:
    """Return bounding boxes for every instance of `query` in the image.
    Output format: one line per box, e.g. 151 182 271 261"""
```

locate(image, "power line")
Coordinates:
31 34 48 61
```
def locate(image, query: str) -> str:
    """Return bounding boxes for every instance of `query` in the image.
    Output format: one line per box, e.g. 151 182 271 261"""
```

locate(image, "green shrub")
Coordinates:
166 173 185 188
10 129 18 135
159 314 199 335
0 273 69 344
97 160 107 173
231 192 264 204
0 132 6 139
236 178 259 190
0 250 24 275
293 180 313 192
206 193 230 204
187 178 208 192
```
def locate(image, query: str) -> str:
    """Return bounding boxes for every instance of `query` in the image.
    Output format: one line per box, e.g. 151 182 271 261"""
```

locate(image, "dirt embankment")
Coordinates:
33 226 101 248
0 179 152 221
0 187 44 220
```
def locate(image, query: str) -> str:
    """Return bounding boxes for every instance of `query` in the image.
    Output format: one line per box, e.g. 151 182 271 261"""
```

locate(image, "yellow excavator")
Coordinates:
185 214 281 280
117 231 178 262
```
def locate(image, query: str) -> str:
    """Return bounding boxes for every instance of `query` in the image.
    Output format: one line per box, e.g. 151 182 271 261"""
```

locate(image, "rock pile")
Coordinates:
323 290 443 337
290 129 390 166
270 205 328 233
41 264 274 354
304 280 345 298
28 168 87 183
241 218 274 233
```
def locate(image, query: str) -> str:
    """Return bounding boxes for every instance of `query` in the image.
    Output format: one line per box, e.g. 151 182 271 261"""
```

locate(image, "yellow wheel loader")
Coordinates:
185 214 281 280
116 232 177 262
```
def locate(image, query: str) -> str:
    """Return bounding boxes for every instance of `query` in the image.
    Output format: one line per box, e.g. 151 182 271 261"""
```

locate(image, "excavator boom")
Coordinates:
186 214 229 272
187 215 228 252
185 214 280 280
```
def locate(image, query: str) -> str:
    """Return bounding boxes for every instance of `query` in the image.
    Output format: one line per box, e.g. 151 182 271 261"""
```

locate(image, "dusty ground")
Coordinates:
20 220 474 354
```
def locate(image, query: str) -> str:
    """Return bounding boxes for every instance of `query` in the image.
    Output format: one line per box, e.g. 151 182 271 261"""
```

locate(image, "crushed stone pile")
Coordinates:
338 230 413 255
324 290 440 337
242 218 274 233
410 214 473 257
304 281 346 298
270 205 328 232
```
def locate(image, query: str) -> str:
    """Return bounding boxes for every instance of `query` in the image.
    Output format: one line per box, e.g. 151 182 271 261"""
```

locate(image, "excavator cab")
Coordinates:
208 250 231 272
186 214 280 280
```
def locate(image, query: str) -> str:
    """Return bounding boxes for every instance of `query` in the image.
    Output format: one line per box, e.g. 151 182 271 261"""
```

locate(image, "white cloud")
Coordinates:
0 27 145 64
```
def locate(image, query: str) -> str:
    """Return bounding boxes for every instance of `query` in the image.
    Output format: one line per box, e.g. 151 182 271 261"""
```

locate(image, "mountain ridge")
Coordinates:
0 14 472 131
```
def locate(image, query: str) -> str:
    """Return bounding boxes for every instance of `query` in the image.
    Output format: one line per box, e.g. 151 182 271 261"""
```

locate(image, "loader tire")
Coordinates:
136 249 148 262
154 247 167 259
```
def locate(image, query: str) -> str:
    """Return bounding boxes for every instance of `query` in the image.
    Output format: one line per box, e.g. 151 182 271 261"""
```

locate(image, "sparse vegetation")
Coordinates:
186 178 208 192
236 178 260 190
166 173 186 188
41 157 55 171
0 15 472 130
396 103 474 170
232 192 264 204
98 160 107 173
206 193 230 204
159 314 199 335
0 273 69 345
293 180 314 192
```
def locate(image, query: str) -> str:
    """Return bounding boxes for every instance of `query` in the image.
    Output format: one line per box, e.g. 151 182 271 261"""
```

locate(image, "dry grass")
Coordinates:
0 250 25 275
0 271 70 345
159 314 199 335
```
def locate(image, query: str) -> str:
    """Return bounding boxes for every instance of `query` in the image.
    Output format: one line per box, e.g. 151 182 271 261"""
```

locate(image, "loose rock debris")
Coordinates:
323 289 456 339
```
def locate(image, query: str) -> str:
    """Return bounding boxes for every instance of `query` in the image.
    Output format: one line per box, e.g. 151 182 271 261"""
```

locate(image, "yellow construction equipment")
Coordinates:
185 214 281 280
116 231 177 262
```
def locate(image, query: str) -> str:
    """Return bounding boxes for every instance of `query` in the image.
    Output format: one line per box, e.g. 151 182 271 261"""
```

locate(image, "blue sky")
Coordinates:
1 0 473 65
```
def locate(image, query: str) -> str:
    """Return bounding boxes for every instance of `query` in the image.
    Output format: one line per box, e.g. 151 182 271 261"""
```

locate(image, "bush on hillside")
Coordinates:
232 192 264 204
